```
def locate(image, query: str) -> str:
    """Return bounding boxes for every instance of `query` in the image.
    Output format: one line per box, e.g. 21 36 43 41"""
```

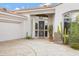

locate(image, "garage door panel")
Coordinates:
0 22 22 41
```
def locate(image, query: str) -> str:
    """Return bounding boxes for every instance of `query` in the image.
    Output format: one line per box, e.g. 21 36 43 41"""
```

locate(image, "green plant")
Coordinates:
48 25 53 41
63 22 70 44
26 32 32 39
70 43 79 49
69 22 79 49
63 28 69 44
57 22 62 33
48 25 53 36
26 36 32 39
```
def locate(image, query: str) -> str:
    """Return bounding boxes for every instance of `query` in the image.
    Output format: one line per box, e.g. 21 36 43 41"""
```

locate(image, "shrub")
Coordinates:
69 22 79 49
26 32 32 39
70 43 79 49
26 36 32 39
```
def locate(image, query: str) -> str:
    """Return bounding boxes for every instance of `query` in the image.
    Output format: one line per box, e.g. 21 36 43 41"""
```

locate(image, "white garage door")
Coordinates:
0 22 22 41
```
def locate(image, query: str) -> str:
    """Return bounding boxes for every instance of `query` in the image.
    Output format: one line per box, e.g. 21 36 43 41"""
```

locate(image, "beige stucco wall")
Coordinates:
20 14 32 37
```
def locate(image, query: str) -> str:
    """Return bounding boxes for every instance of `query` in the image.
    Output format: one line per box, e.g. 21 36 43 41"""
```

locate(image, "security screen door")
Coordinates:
39 21 44 37
35 21 48 38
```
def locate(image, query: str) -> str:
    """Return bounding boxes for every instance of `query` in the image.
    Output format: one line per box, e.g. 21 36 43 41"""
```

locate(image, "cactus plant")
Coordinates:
48 25 53 42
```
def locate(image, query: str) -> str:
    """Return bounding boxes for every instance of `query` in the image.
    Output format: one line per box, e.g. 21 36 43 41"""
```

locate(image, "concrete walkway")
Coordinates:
0 39 79 56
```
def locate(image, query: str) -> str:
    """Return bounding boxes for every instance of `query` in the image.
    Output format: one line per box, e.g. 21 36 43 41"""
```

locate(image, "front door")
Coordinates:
35 21 48 38
39 21 44 37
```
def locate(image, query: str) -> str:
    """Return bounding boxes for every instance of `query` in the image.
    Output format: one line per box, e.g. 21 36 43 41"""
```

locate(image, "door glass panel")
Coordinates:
35 31 38 37
39 21 44 30
45 25 47 30
45 31 47 37
35 23 38 29
39 31 44 37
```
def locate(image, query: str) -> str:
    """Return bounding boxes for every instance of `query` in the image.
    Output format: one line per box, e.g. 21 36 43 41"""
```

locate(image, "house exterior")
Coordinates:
0 3 79 41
